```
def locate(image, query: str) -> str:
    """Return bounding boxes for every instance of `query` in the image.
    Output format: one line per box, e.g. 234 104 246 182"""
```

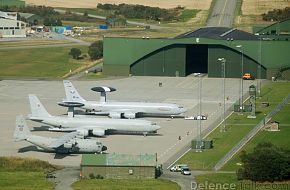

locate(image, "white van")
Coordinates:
170 164 188 172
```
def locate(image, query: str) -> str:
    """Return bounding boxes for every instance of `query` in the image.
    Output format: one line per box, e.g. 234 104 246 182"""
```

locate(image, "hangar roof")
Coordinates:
176 27 259 41
81 153 156 167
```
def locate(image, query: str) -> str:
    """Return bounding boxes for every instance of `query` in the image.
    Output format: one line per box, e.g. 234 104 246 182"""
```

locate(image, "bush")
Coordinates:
88 41 103 60
238 143 290 182
262 7 290 21
69 48 82 59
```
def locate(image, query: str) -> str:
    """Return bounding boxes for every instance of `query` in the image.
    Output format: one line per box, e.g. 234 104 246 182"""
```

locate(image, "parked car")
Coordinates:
180 166 191 175
170 164 188 172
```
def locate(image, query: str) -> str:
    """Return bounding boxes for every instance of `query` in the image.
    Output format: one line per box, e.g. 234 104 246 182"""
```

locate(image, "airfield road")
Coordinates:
0 77 255 166
207 0 238 27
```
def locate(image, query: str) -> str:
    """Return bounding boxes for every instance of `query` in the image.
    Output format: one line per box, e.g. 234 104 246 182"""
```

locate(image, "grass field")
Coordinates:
0 46 89 78
235 0 290 32
72 179 180 190
195 173 290 190
62 20 104 27
193 82 290 189
26 0 212 9
0 40 72 47
176 82 290 170
0 157 58 190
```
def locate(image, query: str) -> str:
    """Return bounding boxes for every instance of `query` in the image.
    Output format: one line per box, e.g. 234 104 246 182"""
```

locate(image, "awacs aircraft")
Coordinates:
14 115 107 154
28 94 160 136
62 80 186 119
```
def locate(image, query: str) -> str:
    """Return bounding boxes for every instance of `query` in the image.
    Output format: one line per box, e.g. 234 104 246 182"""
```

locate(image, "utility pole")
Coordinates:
236 45 244 114
218 58 226 132
195 76 203 152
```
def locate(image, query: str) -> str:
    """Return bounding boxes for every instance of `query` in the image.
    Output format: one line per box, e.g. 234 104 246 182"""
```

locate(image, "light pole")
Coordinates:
218 58 226 132
236 45 244 114
257 38 262 97
196 76 203 152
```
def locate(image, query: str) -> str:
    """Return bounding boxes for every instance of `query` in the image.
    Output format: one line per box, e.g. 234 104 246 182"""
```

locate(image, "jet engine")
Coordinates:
76 129 89 137
109 112 121 119
92 129 105 137
123 112 136 119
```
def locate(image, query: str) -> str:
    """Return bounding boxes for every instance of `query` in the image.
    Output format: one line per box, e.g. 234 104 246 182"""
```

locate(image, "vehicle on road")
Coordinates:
185 115 207 120
170 164 188 172
180 166 191 175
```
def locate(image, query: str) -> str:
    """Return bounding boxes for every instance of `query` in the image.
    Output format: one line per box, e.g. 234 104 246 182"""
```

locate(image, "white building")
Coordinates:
0 11 26 38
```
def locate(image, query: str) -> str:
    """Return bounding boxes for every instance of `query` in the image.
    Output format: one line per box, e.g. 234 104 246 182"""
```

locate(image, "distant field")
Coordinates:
0 46 89 78
72 179 180 190
25 0 212 9
0 40 72 48
235 0 290 31
242 0 290 15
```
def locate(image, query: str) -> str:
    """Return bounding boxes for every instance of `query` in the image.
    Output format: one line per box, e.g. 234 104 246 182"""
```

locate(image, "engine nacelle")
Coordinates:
109 112 121 119
92 129 105 137
76 129 89 137
123 112 136 119
64 142 73 148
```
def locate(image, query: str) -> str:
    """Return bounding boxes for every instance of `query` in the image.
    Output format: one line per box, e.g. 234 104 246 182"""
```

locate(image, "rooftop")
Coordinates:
176 27 259 41
81 153 157 167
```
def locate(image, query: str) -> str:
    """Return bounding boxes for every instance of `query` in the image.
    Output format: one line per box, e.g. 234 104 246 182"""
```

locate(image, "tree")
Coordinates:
88 41 103 60
69 48 81 59
238 143 290 182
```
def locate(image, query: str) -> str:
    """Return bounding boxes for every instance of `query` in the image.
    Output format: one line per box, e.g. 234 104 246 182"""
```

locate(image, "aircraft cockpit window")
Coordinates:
178 106 183 108
151 122 157 125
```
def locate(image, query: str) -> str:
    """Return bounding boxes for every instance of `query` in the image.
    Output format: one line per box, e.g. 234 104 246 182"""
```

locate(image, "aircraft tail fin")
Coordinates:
63 80 86 102
28 94 51 118
14 115 31 141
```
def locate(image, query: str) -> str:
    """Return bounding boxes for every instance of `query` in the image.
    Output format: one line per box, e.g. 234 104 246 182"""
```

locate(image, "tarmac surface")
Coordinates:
0 76 255 167
207 0 238 27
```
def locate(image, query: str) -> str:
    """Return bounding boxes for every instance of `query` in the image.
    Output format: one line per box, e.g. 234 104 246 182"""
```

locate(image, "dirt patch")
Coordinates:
25 0 212 10
242 0 290 15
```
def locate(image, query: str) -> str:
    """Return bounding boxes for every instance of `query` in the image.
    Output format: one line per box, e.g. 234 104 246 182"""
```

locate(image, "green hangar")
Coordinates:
103 24 290 79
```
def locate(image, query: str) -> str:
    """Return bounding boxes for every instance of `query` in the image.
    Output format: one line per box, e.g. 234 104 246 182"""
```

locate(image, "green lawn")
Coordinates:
195 173 290 190
0 157 58 190
179 9 200 22
176 82 290 170
62 20 104 27
193 82 290 189
0 172 54 190
0 46 88 78
222 104 290 170
58 8 112 17
72 179 180 190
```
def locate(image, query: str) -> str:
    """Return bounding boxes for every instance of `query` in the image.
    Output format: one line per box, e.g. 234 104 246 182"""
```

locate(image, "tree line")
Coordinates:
97 3 178 21
262 7 290 21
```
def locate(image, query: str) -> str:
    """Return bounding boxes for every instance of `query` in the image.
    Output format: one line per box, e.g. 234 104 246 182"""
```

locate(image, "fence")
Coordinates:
214 93 290 171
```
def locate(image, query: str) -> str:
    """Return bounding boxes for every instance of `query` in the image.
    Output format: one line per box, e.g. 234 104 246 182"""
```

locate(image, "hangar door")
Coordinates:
130 44 186 76
185 45 208 75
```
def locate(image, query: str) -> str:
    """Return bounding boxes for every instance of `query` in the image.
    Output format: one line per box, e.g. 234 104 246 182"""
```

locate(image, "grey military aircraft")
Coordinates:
28 94 161 137
62 80 186 119
14 115 107 154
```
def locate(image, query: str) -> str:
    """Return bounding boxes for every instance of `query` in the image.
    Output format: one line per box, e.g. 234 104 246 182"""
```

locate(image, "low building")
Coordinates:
81 153 157 179
0 11 26 38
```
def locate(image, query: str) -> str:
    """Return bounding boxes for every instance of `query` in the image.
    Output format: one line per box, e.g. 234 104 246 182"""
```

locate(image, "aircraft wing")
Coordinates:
48 131 79 148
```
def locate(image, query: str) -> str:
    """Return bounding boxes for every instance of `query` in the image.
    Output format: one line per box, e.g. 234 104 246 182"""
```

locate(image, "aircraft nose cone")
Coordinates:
154 125 161 131
102 146 107 151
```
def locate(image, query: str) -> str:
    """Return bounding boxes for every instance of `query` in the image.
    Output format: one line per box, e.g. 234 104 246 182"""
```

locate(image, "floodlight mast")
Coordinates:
236 45 244 114
218 58 226 132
